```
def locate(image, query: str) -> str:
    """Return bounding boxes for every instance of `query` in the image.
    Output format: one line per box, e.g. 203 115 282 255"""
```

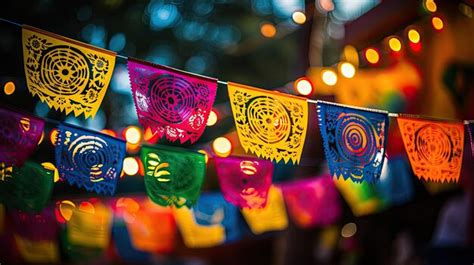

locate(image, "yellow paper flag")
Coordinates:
66 202 112 248
241 186 288 234
15 235 59 263
22 25 116 118
173 206 225 248
227 82 308 164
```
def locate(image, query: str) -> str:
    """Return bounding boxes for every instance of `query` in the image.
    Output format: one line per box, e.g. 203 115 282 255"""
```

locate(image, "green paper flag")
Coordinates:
141 145 206 208
0 161 54 212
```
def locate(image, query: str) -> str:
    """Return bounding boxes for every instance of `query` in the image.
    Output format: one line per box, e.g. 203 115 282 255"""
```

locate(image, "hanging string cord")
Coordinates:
0 18 22 27
1 17 472 123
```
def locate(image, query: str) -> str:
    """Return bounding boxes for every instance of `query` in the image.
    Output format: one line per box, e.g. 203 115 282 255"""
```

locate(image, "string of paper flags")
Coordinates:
1 19 474 203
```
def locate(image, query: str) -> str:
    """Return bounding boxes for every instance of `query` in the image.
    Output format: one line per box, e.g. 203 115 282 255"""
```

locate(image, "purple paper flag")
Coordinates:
128 58 218 144
0 106 44 166
214 156 273 209
280 175 341 228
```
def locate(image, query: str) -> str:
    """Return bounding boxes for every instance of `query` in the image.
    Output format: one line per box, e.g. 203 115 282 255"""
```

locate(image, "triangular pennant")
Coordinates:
280 175 341 228
214 156 273 209
55 123 126 195
0 161 54 212
317 101 389 183
0 106 44 166
22 25 116 118
193 193 242 243
397 116 464 182
227 82 308 164
128 58 218 144
241 186 288 234
141 145 206 208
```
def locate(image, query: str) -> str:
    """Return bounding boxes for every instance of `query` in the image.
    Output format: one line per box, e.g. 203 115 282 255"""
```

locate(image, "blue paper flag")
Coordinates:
55 123 126 195
317 101 389 183
193 193 242 243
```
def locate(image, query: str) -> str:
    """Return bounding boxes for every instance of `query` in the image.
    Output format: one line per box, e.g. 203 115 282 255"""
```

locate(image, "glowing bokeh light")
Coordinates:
79 201 95 214
198 149 209 163
3 81 15 95
49 129 58 146
212 137 232 157
260 23 277 38
431 16 444 31
408 29 420 44
365 48 380 64
424 0 437 13
294 78 313 96
123 157 139 176
57 200 76 222
340 62 356 78
101 129 117 138
319 0 334 12
388 37 402 52
207 110 218 126
341 222 357 238
125 126 142 145
292 11 306 24
321 69 338 86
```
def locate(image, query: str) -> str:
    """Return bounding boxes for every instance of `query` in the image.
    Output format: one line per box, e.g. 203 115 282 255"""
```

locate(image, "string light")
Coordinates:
206 110 218 126
124 126 142 145
365 48 380 64
260 23 276 38
49 129 58 146
321 69 338 86
79 201 95 214
3 81 15 95
292 11 306 24
431 16 444 31
388 37 402 52
101 129 117 138
408 29 420 43
424 0 437 13
123 157 139 176
339 62 356 78
212 137 232 157
198 149 209 163
341 222 357 238
294 77 313 95
56 200 75 223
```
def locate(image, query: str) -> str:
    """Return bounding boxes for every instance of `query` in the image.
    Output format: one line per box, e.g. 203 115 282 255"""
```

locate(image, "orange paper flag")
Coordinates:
397 116 464 182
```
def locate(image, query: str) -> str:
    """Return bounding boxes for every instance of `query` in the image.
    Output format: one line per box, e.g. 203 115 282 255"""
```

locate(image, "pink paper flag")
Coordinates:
215 156 273 209
128 58 218 144
280 175 341 228
0 106 44 166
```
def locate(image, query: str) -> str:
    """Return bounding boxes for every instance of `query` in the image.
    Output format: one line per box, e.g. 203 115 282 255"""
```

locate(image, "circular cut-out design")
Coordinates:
40 46 90 95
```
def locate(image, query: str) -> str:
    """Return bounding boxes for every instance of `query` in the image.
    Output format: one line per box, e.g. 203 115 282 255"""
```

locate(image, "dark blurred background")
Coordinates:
1 0 474 264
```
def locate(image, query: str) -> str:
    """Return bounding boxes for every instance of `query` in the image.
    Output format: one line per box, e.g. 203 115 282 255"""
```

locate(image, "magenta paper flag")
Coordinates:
280 175 341 228
0 106 44 166
214 156 273 209
128 58 218 144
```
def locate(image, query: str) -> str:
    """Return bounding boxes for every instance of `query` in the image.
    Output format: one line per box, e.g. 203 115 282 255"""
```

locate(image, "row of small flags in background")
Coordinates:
1 165 415 264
